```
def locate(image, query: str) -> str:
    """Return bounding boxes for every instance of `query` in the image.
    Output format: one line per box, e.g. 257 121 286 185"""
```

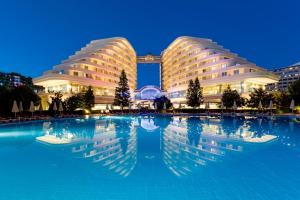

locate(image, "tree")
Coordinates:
49 92 64 111
186 77 203 108
11 85 41 108
65 94 84 112
0 85 41 116
247 88 273 108
221 86 245 109
153 95 173 110
194 77 204 106
288 78 300 105
272 91 291 110
114 70 131 108
186 79 194 107
83 86 95 111
0 86 12 115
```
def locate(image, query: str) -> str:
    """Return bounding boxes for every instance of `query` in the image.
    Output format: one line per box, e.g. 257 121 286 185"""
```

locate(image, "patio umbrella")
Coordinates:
19 101 23 113
11 100 19 118
232 101 237 110
58 101 64 113
268 100 273 110
53 102 57 112
29 101 35 116
258 100 263 110
290 99 295 110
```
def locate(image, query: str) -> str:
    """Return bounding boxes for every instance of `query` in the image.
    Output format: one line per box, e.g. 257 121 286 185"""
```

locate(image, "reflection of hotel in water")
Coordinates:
38 116 277 178
40 118 137 177
162 117 276 177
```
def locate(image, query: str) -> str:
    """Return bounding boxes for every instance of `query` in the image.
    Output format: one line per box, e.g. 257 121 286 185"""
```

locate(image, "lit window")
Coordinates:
221 63 228 69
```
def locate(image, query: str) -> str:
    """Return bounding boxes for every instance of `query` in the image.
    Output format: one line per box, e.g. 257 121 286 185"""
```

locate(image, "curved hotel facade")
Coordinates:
34 36 278 108
34 37 137 107
161 37 278 105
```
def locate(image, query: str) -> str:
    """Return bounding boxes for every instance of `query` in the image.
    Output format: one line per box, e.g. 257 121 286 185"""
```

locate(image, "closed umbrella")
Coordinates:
232 101 237 110
11 100 19 118
163 102 167 110
128 104 131 110
290 99 295 111
179 102 182 109
106 104 109 110
58 101 64 113
29 101 35 117
53 102 57 112
111 104 114 110
19 101 23 113
268 100 273 110
258 100 263 110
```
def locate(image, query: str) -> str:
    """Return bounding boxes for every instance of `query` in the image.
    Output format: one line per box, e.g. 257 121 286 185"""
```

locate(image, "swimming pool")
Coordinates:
0 115 299 200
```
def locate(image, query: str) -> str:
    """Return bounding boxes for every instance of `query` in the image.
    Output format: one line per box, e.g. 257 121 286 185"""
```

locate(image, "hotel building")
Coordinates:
161 37 278 106
267 62 300 91
34 36 278 108
34 37 137 108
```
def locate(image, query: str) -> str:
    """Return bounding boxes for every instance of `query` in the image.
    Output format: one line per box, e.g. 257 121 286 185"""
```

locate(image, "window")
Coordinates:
221 63 228 69
234 70 239 75
222 72 227 77
73 71 79 76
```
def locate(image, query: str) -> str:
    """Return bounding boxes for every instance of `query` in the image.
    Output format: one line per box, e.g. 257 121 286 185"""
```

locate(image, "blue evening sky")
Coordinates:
0 0 299 88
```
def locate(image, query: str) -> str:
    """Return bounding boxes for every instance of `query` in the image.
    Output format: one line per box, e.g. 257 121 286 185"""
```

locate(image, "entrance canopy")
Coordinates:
134 85 165 100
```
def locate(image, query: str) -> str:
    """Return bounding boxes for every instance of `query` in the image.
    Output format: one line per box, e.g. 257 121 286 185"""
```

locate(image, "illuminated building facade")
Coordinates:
34 36 278 108
267 62 300 91
33 37 137 108
161 37 278 106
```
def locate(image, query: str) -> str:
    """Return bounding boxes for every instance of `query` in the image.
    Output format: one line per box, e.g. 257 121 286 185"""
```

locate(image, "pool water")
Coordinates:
0 115 299 200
